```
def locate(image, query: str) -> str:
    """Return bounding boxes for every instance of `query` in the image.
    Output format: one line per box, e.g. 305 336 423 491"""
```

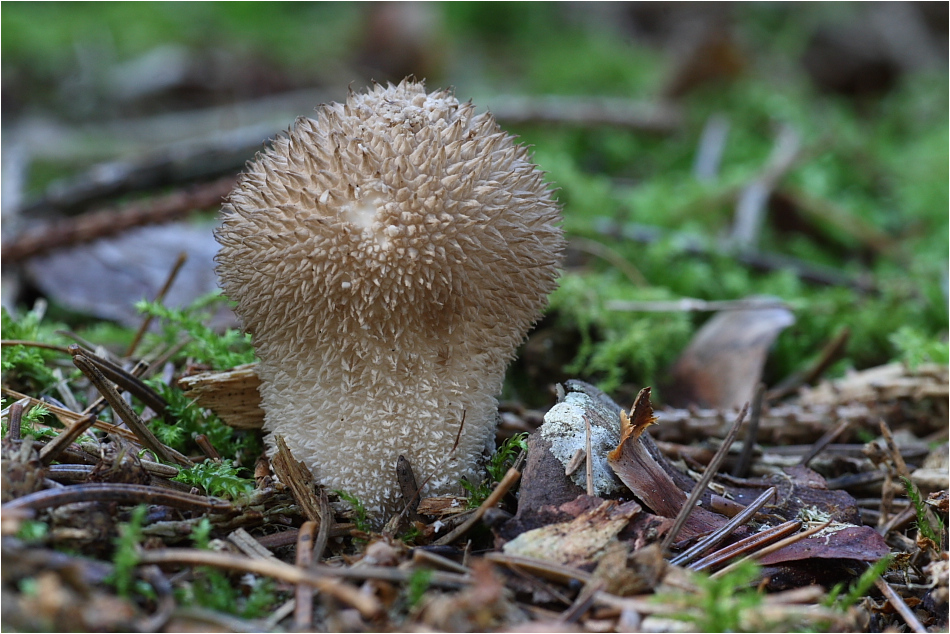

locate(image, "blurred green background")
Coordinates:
3 2 948 402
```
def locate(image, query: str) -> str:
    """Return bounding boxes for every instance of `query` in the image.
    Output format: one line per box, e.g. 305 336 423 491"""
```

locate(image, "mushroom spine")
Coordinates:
215 79 564 519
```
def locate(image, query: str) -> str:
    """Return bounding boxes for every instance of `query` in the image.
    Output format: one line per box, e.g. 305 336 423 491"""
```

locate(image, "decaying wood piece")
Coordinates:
270 435 330 532
798 361 949 405
502 499 642 567
177 364 265 430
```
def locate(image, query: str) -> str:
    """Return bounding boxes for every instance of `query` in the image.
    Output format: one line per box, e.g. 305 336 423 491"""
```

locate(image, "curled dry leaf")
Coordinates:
664 297 795 409
607 388 730 539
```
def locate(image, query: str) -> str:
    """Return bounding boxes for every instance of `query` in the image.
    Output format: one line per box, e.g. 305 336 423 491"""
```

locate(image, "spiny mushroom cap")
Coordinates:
215 80 564 519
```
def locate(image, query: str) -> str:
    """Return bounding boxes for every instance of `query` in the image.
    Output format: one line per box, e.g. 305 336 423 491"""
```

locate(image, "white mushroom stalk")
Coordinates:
215 80 564 520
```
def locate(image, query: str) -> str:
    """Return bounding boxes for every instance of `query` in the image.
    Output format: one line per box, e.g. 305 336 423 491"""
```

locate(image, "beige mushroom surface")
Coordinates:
215 79 564 520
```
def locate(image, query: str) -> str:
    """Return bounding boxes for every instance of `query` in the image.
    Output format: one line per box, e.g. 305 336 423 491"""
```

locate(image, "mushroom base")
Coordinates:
257 345 505 523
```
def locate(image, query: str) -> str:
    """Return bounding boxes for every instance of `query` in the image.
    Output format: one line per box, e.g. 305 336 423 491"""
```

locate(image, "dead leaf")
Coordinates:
607 388 730 538
665 298 795 409
26 223 226 328
759 524 891 565
502 499 640 568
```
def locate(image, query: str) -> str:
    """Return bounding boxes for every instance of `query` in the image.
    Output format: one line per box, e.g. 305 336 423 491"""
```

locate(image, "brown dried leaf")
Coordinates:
665 299 795 409
502 499 640 568
759 524 890 565
607 389 729 538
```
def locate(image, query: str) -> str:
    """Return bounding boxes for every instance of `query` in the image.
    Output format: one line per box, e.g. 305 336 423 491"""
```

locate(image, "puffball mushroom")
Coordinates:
215 79 564 520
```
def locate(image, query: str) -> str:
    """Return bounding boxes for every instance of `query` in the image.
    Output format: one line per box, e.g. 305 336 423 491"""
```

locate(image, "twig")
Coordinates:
38 412 98 465
434 467 521 545
294 521 318 630
730 125 801 249
194 434 223 462
1 177 234 264
486 95 682 133
568 236 647 287
559 578 606 623
136 565 177 633
1 483 231 512
6 401 24 440
395 454 422 523
270 435 325 524
308 564 469 588
165 607 265 633
1 387 139 443
0 340 74 353
693 113 730 181
71 354 190 466
411 548 472 575
732 383 764 478
662 402 748 552
607 297 789 312
136 548 381 618
670 486 777 567
483 552 592 586
711 520 832 579
878 419 912 478
691 520 803 573
878 505 917 537
126 251 188 357
584 414 594 497
263 600 297 632
68 346 168 419
227 528 279 561
874 577 927 634
768 327 851 401
798 417 853 468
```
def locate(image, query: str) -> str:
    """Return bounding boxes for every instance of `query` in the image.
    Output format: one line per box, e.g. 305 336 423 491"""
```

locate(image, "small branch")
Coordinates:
38 412 98 465
768 327 851 401
670 486 777 567
2 483 231 513
6 401 24 440
126 251 188 357
874 577 927 634
136 549 381 619
691 520 803 573
487 95 682 133
711 520 832 579
71 354 189 466
797 417 852 468
558 578 606 624
1 177 234 264
607 297 789 313
227 528 279 561
662 403 748 552
730 125 802 249
68 346 168 420
569 236 648 287
294 521 318 630
732 383 764 478
1 387 139 443
693 113 730 181
434 467 521 546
